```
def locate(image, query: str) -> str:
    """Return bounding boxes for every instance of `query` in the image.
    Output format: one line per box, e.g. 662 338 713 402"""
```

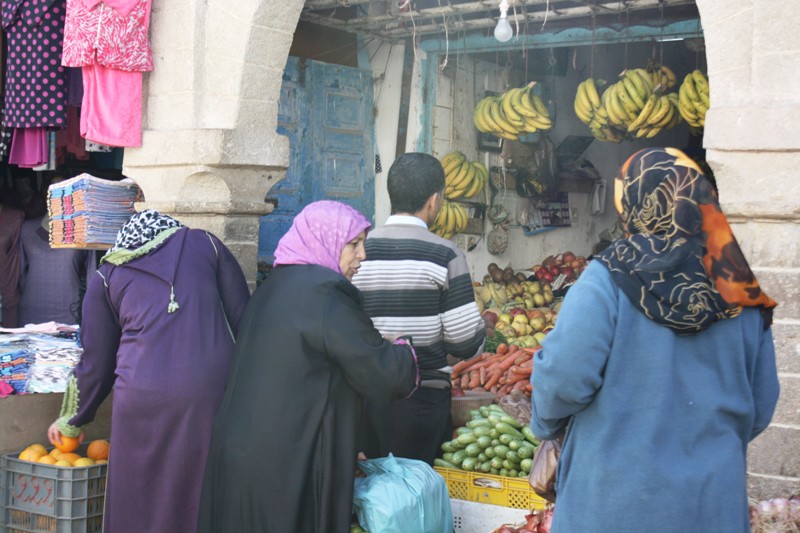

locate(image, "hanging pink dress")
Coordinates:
61 0 153 147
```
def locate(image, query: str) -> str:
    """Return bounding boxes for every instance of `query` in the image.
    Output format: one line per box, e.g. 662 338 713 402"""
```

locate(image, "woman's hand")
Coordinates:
47 420 84 447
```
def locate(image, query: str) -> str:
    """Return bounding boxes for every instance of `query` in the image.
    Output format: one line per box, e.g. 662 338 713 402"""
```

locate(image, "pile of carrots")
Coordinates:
451 344 536 396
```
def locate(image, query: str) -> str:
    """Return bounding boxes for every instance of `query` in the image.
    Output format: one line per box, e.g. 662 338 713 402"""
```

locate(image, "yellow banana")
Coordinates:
698 87 710 109
511 86 538 119
520 116 540 133
441 151 463 171
454 203 468 232
462 172 485 198
691 70 709 92
633 68 654 93
644 95 668 127
602 86 626 126
442 152 466 176
650 97 676 128
574 83 593 124
627 93 659 133
626 70 650 102
448 160 472 188
450 161 476 192
614 83 639 120
500 89 525 127
530 94 551 119
660 65 677 88
584 79 601 109
645 125 662 138
489 98 519 135
473 99 491 133
622 75 646 109
682 74 701 103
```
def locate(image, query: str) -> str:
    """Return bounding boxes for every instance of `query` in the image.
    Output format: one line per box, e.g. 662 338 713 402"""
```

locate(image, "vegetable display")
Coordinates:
435 404 539 478
452 345 536 396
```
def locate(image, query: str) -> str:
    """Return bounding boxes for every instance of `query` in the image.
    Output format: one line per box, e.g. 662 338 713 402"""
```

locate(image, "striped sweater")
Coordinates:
352 217 485 379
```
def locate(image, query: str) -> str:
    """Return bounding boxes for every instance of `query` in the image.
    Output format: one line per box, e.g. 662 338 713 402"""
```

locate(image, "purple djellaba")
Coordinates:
49 210 250 533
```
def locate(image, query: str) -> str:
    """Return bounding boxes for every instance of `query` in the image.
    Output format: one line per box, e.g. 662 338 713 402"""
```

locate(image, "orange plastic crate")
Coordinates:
434 466 547 510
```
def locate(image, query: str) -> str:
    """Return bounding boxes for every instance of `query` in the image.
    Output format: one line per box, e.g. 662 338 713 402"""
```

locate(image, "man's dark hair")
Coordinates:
387 153 445 214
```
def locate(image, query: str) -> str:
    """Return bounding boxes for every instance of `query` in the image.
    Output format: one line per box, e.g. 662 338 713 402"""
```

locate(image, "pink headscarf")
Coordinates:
273 201 371 276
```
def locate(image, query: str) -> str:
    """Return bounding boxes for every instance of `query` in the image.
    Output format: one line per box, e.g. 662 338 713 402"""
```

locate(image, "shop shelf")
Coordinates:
435 466 547 510
1 446 106 533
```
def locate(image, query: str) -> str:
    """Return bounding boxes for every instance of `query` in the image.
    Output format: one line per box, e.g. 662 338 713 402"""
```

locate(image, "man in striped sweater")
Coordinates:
352 152 485 465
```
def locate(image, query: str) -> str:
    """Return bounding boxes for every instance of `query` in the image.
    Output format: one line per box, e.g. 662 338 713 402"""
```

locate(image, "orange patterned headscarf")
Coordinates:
597 147 776 334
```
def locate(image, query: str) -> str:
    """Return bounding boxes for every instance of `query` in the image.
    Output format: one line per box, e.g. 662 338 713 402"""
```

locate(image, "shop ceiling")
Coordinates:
300 0 701 44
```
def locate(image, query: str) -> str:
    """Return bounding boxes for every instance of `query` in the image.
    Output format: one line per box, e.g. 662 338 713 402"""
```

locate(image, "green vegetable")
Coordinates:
442 452 454 462
451 450 467 465
522 426 540 445
434 458 458 469
517 445 534 459
476 436 493 449
473 426 492 438
508 438 522 451
457 432 477 446
493 444 510 459
500 415 523 429
461 457 477 471
467 418 491 429
495 422 525 440
520 458 532 472
465 443 482 457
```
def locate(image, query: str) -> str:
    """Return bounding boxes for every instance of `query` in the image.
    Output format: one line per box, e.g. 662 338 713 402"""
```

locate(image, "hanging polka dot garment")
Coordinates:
2 0 68 129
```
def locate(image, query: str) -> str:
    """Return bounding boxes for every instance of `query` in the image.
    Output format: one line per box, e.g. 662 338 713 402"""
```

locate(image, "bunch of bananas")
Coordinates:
440 151 489 200
473 83 553 141
575 68 682 142
573 78 622 142
677 69 709 129
646 61 677 89
430 199 469 240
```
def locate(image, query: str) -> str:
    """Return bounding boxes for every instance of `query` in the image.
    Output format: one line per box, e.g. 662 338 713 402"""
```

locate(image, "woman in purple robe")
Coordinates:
196 201 419 533
47 209 250 533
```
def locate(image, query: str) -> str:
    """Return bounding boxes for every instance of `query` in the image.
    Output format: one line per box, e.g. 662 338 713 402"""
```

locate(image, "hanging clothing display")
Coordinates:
62 0 154 147
8 127 48 167
1 0 69 129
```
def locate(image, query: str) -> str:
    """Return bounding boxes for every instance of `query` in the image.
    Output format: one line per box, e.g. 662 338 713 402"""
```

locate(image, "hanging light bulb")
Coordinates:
494 0 513 43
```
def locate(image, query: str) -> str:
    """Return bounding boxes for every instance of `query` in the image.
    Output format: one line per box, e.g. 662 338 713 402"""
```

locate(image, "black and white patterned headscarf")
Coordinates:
109 209 183 252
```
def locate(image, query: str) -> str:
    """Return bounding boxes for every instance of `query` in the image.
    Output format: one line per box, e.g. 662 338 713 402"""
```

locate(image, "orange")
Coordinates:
54 460 73 467
53 435 80 453
95 459 108 465
49 448 64 459
18 448 44 462
28 444 48 456
86 439 110 461
58 452 81 464
37 455 57 465
73 458 95 467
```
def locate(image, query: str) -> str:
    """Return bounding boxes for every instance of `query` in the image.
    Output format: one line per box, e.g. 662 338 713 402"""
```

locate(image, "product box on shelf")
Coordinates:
435 466 546 510
1 446 106 533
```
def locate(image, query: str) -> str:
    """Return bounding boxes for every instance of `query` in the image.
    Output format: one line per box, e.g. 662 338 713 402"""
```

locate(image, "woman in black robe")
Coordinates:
197 201 419 533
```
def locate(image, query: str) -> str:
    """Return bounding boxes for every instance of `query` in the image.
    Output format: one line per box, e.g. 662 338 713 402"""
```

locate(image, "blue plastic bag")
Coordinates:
353 454 453 533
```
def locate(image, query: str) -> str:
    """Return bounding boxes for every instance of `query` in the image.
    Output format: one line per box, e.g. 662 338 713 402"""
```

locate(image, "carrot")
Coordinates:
513 352 531 365
497 350 522 372
484 368 503 390
496 343 509 356
479 367 487 386
460 373 470 389
505 371 529 385
468 370 480 389
452 352 490 377
510 365 532 376
524 383 532 393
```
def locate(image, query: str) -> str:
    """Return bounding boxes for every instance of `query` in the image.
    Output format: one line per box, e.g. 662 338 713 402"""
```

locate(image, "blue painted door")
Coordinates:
258 57 375 262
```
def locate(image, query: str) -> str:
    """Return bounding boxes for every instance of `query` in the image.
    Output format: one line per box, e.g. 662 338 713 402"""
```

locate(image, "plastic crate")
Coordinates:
434 466 546 510
451 391 495 428
1 446 107 533
450 499 527 533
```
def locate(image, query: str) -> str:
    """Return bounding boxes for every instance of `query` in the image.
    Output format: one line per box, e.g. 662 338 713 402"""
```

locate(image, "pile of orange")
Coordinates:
17 439 110 468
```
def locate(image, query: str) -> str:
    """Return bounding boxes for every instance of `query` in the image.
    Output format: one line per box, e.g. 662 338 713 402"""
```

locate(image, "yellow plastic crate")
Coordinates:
434 467 547 510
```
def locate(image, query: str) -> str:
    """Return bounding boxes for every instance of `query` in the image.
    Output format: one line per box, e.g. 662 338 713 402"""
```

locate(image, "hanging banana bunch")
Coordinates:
440 151 489 200
473 82 553 140
677 69 709 130
646 60 678 90
576 68 683 142
429 199 469 240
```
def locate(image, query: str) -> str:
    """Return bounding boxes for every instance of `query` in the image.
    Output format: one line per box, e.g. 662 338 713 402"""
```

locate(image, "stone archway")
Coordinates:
122 0 307 286
120 0 799 496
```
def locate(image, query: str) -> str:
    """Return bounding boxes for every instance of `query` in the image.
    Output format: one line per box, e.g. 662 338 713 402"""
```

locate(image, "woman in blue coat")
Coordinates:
530 147 779 533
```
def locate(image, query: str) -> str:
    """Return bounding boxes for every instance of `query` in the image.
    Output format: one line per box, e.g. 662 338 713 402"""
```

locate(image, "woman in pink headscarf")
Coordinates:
197 201 419 533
